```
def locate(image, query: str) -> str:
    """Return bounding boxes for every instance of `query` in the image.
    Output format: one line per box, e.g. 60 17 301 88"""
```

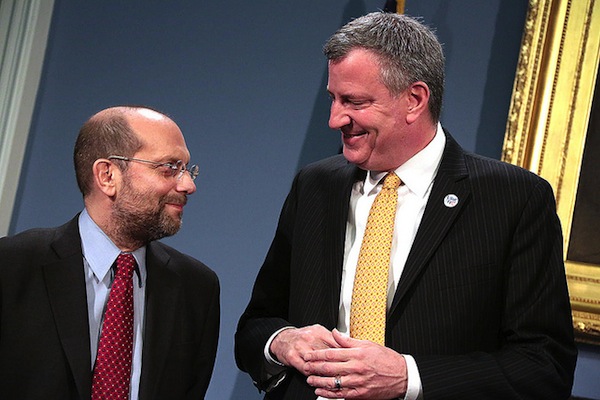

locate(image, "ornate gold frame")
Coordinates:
503 0 600 344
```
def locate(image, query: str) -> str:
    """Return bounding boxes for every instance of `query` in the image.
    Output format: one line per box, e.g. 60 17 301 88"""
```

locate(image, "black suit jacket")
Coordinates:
235 132 577 399
0 216 220 399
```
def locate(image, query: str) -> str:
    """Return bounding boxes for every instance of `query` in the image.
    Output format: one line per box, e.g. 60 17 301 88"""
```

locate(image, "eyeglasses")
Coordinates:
108 155 199 181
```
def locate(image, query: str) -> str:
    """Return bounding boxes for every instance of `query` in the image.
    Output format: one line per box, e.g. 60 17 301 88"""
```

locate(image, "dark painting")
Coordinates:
567 74 600 265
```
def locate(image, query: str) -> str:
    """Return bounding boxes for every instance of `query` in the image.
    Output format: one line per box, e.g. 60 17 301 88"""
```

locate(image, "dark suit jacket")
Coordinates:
0 216 220 399
235 132 577 399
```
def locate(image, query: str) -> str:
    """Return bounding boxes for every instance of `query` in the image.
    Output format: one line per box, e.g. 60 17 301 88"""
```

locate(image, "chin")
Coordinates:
342 151 369 169
342 148 360 162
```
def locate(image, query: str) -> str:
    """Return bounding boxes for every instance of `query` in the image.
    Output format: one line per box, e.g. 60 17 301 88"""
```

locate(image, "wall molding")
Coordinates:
0 0 54 236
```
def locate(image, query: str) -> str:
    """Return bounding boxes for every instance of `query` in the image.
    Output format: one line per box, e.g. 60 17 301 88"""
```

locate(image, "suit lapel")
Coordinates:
139 242 180 399
324 159 364 328
43 217 92 399
389 133 471 316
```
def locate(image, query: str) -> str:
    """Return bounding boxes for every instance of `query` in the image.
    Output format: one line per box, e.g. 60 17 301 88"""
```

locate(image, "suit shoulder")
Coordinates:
152 241 219 283
0 221 76 275
302 154 348 169
0 224 63 256
443 131 549 189
464 152 552 188
295 154 358 184
298 154 348 175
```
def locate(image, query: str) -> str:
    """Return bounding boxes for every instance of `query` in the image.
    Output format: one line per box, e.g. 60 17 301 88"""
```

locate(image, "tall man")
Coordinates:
235 12 576 400
0 106 220 399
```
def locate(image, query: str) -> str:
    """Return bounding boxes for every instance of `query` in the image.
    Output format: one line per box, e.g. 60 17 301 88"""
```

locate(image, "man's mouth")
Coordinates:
164 195 187 210
343 131 369 139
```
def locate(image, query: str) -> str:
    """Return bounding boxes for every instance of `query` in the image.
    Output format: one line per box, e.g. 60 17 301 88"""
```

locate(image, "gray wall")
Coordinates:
9 0 599 398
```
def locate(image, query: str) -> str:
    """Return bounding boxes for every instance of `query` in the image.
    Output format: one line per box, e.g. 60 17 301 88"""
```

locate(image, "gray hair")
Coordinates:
323 12 445 122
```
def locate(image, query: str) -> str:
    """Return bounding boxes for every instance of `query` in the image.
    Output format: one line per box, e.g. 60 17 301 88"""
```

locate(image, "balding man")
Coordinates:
0 106 220 399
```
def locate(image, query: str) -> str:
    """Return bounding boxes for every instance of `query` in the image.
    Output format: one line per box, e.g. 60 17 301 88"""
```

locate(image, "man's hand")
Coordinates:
304 329 408 399
270 324 340 374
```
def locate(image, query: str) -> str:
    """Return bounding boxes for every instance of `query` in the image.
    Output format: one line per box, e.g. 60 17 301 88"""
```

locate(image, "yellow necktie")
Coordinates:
350 172 401 345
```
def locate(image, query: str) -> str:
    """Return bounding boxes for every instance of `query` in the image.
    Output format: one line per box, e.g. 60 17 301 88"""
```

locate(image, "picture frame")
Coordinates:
502 0 600 344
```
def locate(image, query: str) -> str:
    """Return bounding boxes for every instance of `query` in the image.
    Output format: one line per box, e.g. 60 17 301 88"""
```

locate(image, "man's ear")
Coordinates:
92 159 119 197
405 81 431 124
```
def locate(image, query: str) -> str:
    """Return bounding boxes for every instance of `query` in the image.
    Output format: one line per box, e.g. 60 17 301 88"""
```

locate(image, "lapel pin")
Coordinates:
443 194 459 208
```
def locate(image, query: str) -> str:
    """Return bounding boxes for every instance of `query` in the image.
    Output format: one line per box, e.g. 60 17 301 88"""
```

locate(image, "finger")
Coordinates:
272 326 337 362
307 374 346 391
332 328 373 349
332 328 354 347
305 346 354 363
293 325 340 351
314 388 348 399
310 326 342 349
306 375 342 390
314 383 360 400
304 358 347 377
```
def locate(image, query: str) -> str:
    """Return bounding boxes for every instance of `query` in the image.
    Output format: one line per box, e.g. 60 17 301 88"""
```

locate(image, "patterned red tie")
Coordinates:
92 253 136 400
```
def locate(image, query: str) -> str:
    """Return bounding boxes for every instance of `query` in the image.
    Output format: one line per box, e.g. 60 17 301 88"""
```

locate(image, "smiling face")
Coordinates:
327 48 414 172
111 109 196 245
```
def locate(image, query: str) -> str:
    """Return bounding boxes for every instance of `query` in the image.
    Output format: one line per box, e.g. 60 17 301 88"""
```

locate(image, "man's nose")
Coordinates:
328 101 351 130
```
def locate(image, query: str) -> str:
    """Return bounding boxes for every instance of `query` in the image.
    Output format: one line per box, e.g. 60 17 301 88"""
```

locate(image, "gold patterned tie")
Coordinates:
350 172 401 345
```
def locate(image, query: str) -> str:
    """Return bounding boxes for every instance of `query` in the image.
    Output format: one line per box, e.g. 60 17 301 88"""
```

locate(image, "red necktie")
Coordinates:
92 253 136 400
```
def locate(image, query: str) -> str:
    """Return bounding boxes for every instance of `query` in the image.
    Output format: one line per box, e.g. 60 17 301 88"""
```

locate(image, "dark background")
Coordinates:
568 70 600 266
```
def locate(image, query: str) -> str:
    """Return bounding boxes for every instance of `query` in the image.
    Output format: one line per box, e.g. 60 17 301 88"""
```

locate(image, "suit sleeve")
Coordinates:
234 174 299 390
191 269 220 398
415 178 577 399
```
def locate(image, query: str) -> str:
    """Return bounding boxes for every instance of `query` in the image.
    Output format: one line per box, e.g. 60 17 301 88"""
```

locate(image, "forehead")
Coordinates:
327 49 393 98
327 49 385 91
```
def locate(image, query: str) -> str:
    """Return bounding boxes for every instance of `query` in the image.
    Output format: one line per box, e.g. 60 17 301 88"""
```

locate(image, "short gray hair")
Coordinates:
323 12 445 122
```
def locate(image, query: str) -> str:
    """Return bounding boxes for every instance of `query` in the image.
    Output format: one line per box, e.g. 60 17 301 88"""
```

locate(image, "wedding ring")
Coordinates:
334 376 342 390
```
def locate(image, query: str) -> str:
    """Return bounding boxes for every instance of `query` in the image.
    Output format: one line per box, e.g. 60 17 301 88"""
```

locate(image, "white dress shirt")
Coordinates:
79 209 147 400
328 124 445 400
267 124 445 400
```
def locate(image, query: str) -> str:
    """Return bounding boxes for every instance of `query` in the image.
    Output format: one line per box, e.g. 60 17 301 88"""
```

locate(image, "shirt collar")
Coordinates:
363 123 446 198
78 208 147 285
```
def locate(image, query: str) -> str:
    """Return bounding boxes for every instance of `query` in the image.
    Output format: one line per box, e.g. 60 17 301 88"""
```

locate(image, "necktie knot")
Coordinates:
382 172 401 191
116 253 136 280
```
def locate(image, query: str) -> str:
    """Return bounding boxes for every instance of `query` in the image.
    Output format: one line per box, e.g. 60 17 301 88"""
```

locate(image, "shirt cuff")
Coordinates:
260 326 295 392
264 326 295 367
403 354 423 400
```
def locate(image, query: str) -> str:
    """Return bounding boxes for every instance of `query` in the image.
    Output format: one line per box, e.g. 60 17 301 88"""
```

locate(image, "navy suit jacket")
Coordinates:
235 132 577 399
0 216 220 399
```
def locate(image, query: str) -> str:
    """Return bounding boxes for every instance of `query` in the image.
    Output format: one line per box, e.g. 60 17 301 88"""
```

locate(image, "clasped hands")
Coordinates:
270 325 408 399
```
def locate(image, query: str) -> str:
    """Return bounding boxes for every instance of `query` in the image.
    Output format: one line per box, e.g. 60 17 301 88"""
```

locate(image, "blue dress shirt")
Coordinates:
79 209 147 400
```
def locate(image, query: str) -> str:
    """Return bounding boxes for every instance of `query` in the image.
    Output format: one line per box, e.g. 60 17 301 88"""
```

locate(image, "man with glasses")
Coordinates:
0 105 220 399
